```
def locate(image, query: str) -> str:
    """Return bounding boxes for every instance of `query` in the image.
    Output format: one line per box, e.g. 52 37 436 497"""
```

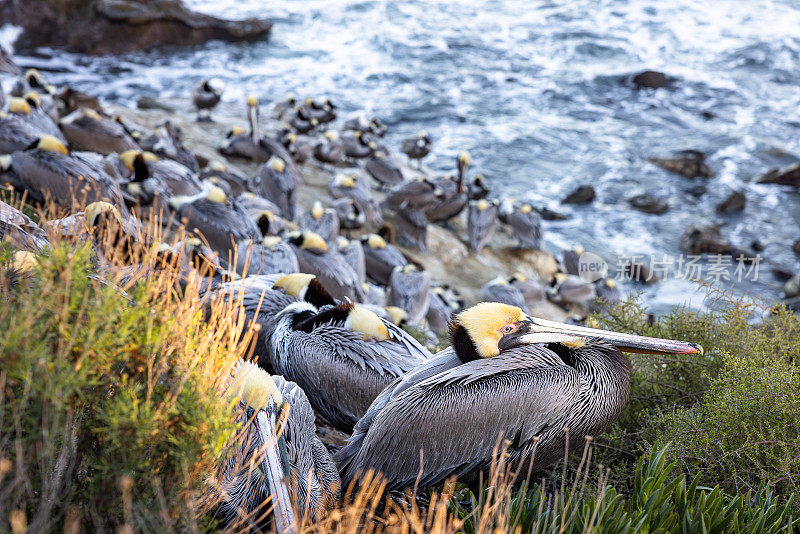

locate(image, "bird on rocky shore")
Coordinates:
328 172 382 226
467 198 498 252
192 79 222 122
286 230 363 301
253 156 298 221
235 235 299 277
299 201 339 243
360 233 407 286
389 264 431 326
480 276 529 312
336 302 702 492
59 107 140 155
0 199 50 252
209 361 339 530
270 300 432 432
425 151 470 226
365 150 404 189
400 131 432 168
499 198 544 250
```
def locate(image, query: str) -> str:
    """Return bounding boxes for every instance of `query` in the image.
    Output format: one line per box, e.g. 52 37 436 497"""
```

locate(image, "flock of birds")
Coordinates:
0 66 704 532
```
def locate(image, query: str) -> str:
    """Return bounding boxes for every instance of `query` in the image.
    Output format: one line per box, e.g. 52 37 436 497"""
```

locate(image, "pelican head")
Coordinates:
385 306 408 326
8 97 31 115
452 303 703 363
273 272 316 298
120 150 157 171
268 156 286 173
12 251 38 273
345 304 390 341
229 360 283 409
84 201 122 229
311 201 325 219
36 135 68 155
287 231 327 253
363 234 386 249
206 185 227 204
246 94 259 108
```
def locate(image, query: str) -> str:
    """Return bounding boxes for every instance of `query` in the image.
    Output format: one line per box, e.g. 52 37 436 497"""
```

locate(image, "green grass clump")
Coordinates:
0 240 246 531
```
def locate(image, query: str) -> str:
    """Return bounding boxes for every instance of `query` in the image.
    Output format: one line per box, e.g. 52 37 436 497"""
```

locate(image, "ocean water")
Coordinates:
6 0 800 314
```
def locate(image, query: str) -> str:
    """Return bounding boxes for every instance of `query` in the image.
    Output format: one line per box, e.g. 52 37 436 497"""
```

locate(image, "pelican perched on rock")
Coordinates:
59 108 139 155
563 245 585 276
270 300 432 432
334 198 366 233
336 236 366 285
204 273 335 370
467 198 498 252
2 135 125 208
8 95 64 143
425 284 461 336
343 130 374 160
499 199 544 250
236 235 299 277
481 276 529 313
425 151 470 225
508 273 545 308
314 131 345 164
192 79 222 122
0 110 41 153
253 156 298 221
209 361 339 530
389 264 430 325
401 131 432 169
287 231 363 301
299 201 339 242
336 302 702 492
365 150 404 188
548 272 597 308
328 172 382 226
200 161 249 197
360 233 407 286
170 186 261 261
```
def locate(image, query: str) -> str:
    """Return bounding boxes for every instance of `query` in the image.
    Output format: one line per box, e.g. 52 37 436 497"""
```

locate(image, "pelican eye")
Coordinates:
501 323 518 334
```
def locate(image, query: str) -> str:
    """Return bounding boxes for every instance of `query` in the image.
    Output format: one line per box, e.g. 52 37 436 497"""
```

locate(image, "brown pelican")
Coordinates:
253 157 298 221
139 121 198 172
286 231 364 301
425 284 461 336
563 245 585 276
0 111 41 154
3 135 125 208
468 174 490 200
336 236 366 286
83 201 146 265
360 233 407 285
298 201 339 243
209 361 339 530
425 152 470 225
389 264 431 325
10 69 52 98
205 273 335 369
333 198 365 233
200 161 249 197
365 150 404 188
400 131 432 168
0 46 20 76
59 108 139 155
481 276 529 313
508 272 545 309
120 150 203 210
328 173 382 226
170 186 261 261
290 106 319 135
0 199 49 252
467 198 498 252
304 97 337 124
8 95 65 143
269 300 432 432
384 176 442 213
499 199 544 250
361 281 387 307
192 79 222 122
272 96 298 121
593 278 622 308
236 235 299 277
313 131 345 164
343 130 374 160
236 193 283 229
394 207 429 253
548 272 597 308
283 132 314 163
336 302 702 491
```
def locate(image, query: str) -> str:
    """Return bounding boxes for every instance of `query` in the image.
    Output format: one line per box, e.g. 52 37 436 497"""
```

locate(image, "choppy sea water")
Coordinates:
6 0 800 314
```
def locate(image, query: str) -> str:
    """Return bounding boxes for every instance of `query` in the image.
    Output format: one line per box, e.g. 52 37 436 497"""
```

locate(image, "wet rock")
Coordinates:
2 0 272 55
751 240 765 252
680 224 730 255
137 97 176 112
785 274 800 299
757 163 800 187
632 70 668 90
561 185 595 204
628 193 668 214
715 191 746 214
728 247 759 264
648 150 713 179
793 238 800 255
535 206 569 221
773 267 794 282
623 261 658 284
686 184 707 197
785 296 800 314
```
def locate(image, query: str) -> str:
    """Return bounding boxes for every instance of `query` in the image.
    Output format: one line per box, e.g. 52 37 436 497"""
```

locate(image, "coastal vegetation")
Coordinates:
0 203 797 532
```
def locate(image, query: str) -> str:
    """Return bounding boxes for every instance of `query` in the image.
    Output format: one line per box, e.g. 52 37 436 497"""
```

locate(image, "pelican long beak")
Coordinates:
511 316 703 355
255 407 297 533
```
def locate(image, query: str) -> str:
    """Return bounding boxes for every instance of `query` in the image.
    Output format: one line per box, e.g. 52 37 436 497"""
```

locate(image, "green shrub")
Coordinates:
590 288 800 502
0 240 245 531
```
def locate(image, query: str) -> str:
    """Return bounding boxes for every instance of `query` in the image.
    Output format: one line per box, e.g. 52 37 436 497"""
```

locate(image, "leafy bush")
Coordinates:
591 288 800 502
0 238 247 531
